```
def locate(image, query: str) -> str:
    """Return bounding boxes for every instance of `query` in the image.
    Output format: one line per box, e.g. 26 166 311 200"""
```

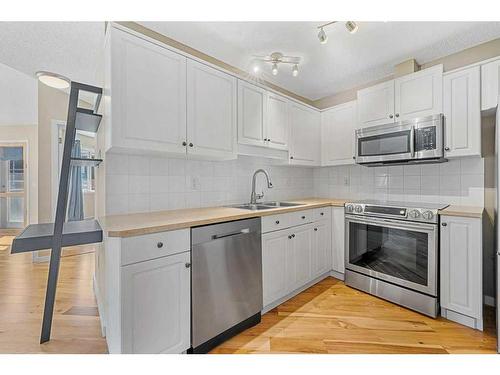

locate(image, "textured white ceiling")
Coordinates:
0 22 105 86
1 22 500 101
141 21 500 100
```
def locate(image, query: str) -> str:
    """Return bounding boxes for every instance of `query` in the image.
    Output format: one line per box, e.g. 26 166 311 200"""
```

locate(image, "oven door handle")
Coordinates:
345 214 437 232
410 125 415 158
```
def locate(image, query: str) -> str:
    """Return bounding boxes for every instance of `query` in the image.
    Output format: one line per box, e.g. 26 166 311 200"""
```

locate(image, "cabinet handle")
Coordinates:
275 220 280 224
314 228 318 231
320 212 324 216
290 156 294 160
185 263 191 268
395 113 399 118
444 147 450 151
389 114 394 119
189 143 194 147
182 141 187 146
288 235 292 239
157 242 164 248
441 223 447 227
291 234 295 238
301 216 306 219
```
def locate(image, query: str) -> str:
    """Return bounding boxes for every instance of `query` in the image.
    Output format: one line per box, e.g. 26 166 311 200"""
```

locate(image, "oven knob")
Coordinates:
346 204 354 213
422 210 434 221
354 205 363 213
408 209 420 219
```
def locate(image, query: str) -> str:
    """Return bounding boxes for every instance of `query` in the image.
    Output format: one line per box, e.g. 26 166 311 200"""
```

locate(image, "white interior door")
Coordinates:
0 144 26 232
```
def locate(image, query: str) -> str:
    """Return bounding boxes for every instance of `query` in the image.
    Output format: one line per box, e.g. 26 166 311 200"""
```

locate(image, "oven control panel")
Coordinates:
345 203 439 224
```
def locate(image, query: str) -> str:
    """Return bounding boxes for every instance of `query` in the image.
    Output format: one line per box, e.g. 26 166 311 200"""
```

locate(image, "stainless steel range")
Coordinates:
344 200 448 317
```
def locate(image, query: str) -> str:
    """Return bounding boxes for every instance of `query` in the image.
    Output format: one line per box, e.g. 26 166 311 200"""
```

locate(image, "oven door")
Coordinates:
345 214 438 296
355 122 415 164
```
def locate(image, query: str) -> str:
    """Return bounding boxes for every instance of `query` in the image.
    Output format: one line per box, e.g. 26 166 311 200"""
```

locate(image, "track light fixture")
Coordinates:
252 52 301 77
317 21 359 44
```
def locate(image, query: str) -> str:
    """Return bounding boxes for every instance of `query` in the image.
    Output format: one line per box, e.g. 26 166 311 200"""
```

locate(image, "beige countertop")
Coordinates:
101 198 348 238
438 205 484 219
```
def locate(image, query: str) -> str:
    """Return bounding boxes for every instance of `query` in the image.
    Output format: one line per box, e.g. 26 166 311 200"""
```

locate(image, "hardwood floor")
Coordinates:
211 278 497 354
0 236 107 354
1 233 496 354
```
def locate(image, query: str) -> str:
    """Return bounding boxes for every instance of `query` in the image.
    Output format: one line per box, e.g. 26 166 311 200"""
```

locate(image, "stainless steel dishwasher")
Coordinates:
190 217 262 353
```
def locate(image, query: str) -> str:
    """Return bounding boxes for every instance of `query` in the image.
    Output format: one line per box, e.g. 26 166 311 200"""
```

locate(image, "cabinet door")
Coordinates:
443 66 481 158
357 80 395 127
481 58 500 111
289 103 320 166
332 207 345 275
394 65 443 121
111 28 187 154
266 92 289 150
237 80 267 147
262 230 290 306
440 216 482 319
121 252 190 354
187 59 237 159
321 101 357 166
289 225 313 290
311 220 332 279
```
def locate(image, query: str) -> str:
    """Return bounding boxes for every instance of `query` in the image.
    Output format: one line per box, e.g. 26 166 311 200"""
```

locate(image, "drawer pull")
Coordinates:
275 220 280 224
441 223 447 227
157 242 164 248
320 212 324 216
314 228 318 231
301 216 306 219
288 235 292 239
291 234 295 238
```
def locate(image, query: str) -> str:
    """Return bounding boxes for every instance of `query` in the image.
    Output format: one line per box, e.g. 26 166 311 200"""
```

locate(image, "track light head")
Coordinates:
345 21 358 34
292 64 299 77
271 62 278 76
318 27 328 44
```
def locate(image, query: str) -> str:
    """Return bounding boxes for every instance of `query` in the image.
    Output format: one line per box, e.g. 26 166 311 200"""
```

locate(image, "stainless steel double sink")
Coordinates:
230 201 305 211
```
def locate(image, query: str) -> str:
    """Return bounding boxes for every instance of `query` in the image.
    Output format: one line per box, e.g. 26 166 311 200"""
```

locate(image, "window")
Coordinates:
80 148 95 192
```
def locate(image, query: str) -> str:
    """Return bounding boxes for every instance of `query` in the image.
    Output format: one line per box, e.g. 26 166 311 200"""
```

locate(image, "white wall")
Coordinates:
105 154 314 215
314 157 484 206
0 63 37 126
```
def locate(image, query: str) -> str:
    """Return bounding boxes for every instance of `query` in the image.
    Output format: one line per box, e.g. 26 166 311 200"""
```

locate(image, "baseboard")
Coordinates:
484 295 496 307
441 308 483 331
262 272 331 314
330 270 345 281
93 274 106 338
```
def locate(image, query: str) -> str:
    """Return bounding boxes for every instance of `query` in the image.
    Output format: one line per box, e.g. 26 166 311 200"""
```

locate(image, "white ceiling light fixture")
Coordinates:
317 21 359 44
253 52 301 78
36 71 71 89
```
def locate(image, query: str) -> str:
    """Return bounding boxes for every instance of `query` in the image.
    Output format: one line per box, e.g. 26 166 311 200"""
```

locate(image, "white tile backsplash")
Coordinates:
106 154 315 215
313 157 485 207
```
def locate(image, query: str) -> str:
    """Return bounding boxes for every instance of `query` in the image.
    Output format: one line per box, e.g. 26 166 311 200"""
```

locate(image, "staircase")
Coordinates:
11 81 104 343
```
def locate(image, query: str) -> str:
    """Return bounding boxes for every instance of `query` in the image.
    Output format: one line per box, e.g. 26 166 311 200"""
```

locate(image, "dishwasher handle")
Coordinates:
212 228 250 240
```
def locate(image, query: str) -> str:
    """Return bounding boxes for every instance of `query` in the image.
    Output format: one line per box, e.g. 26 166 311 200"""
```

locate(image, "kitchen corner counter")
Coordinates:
101 198 348 238
438 205 484 219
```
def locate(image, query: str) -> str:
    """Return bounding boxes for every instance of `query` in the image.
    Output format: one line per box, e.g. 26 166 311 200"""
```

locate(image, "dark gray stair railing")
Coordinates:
11 81 104 343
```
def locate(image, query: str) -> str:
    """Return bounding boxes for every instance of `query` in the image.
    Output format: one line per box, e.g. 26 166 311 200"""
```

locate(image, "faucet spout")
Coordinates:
250 169 273 205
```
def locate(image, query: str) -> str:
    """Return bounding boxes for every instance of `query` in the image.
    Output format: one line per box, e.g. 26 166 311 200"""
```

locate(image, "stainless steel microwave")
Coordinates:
354 114 445 166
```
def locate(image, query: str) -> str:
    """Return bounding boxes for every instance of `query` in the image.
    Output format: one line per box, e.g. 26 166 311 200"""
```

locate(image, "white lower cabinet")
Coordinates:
262 208 333 310
331 207 345 277
262 230 290 306
122 251 191 353
440 215 483 330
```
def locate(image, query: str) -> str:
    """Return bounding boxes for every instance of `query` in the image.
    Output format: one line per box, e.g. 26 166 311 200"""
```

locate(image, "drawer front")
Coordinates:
121 229 190 266
288 209 314 227
313 207 331 222
262 213 290 233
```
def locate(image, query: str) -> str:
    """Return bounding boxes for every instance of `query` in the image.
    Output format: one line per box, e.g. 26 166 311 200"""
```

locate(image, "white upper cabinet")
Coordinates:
110 27 187 154
357 65 443 128
357 80 395 127
443 66 481 158
481 58 500 111
289 102 320 166
187 59 237 160
266 92 289 150
321 101 357 166
394 64 443 121
237 80 267 147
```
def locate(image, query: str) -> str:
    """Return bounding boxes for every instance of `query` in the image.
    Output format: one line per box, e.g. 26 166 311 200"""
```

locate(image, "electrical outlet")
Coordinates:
191 176 200 191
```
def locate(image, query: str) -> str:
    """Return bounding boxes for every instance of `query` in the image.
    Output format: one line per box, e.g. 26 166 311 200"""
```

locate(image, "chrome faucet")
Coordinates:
250 169 273 205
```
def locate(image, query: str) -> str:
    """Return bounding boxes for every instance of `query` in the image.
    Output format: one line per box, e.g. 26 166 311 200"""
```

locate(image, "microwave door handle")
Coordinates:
410 125 415 158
